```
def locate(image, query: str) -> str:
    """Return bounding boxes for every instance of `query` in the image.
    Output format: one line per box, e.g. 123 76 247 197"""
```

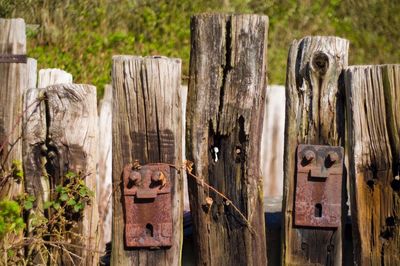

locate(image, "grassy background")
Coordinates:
1 0 399 98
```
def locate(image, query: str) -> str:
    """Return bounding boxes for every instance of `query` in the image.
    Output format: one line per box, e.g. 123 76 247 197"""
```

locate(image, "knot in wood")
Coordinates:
311 52 329 75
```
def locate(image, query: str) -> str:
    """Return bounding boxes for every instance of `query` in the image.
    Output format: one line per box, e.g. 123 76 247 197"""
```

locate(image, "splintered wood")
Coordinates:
345 65 400 265
187 14 269 266
111 56 183 266
282 36 349 265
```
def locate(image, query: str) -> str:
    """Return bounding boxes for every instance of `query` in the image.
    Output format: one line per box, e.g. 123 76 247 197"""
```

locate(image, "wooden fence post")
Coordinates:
23 82 99 265
345 65 400 265
111 56 183 265
282 36 349 265
186 14 269 266
24 69 73 211
0 18 26 198
97 84 113 251
38 68 73 88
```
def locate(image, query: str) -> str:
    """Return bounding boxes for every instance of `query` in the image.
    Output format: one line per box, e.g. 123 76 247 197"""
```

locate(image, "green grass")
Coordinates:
2 0 399 98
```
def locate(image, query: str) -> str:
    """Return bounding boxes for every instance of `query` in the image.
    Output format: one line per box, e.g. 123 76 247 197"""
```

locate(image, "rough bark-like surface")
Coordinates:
187 14 268 266
0 18 26 197
282 36 349 266
97 84 112 251
111 56 183 266
22 83 99 265
345 65 400 265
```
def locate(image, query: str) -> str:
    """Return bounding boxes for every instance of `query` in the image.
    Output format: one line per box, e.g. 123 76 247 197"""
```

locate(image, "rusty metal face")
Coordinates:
294 144 344 228
123 163 172 248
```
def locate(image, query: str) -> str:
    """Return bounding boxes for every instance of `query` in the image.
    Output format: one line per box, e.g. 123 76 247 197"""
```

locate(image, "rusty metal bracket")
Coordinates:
123 163 172 248
0 54 27 64
294 144 344 228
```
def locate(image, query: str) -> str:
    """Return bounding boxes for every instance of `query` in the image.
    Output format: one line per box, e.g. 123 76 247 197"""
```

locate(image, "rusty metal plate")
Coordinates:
123 163 172 248
294 144 344 228
0 54 27 63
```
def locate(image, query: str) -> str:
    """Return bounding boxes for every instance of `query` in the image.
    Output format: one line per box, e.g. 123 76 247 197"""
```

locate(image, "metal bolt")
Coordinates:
129 171 141 185
302 150 315 165
151 171 161 183
325 152 339 167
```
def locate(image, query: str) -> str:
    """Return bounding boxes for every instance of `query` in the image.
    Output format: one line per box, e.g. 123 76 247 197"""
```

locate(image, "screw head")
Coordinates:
301 150 315 165
129 171 141 185
325 152 339 167
151 171 161 183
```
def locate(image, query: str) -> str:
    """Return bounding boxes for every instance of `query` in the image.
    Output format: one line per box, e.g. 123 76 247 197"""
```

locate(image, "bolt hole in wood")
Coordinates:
210 146 220 162
386 217 396 227
391 178 400 191
314 203 322 217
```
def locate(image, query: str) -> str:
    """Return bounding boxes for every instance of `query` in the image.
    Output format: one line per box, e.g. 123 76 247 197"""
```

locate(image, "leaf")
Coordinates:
67 198 76 206
43 201 53 209
79 187 87 197
60 193 68 202
53 202 61 210
65 171 76 178
27 195 36 202
73 203 84 213
24 201 33 210
55 185 63 193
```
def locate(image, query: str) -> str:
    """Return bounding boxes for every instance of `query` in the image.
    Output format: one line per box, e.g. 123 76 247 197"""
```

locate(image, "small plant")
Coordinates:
0 170 95 265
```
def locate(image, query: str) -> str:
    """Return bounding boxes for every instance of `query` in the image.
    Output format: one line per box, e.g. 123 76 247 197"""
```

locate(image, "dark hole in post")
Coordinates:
367 179 375 189
391 179 400 191
314 203 322 217
386 216 395 227
312 52 329 75
145 223 154 237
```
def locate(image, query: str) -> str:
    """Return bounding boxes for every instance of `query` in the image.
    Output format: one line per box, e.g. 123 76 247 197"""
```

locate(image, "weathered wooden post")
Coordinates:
345 65 400 265
97 84 113 251
23 80 99 265
186 14 268 265
23 69 73 214
111 56 183 265
0 18 26 198
38 68 73 88
282 36 349 265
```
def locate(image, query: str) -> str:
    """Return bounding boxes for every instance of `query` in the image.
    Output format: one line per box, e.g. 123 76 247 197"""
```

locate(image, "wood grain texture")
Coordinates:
345 65 400 265
111 56 183 266
187 14 268 266
97 84 113 251
0 18 26 197
27 58 37 89
22 83 99 265
46 84 99 265
38 68 73 88
23 69 72 223
282 36 349 266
